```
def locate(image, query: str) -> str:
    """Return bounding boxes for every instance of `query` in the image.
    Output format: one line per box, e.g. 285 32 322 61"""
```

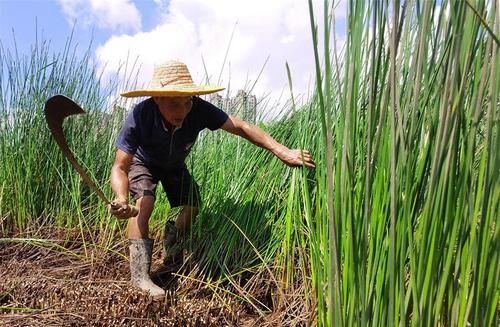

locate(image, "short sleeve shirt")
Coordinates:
116 96 228 169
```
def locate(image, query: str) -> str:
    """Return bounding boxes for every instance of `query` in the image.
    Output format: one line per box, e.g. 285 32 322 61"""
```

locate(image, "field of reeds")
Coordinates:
1 0 498 326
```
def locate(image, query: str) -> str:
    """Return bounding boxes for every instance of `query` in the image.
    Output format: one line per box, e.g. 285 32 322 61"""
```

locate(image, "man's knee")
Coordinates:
135 195 155 218
127 195 155 239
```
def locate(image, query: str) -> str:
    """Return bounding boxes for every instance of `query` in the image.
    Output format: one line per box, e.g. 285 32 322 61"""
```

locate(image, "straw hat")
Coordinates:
121 60 225 97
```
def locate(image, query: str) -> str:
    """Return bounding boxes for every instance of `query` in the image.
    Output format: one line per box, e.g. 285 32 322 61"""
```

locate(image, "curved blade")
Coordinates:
44 95 111 205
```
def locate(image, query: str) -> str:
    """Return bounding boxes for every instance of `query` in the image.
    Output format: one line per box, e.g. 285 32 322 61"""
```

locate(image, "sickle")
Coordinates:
44 95 138 218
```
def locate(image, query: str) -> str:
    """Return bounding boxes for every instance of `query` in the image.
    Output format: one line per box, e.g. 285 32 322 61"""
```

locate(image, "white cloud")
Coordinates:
58 0 142 32
95 0 347 115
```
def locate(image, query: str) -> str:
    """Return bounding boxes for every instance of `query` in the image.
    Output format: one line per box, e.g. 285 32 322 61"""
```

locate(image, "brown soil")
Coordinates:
0 228 265 327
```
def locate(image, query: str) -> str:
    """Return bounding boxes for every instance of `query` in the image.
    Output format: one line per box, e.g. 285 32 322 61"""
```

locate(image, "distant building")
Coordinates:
210 93 223 108
209 90 257 124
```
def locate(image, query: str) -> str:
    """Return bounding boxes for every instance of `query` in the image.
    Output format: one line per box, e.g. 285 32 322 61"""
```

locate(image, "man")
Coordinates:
109 60 315 298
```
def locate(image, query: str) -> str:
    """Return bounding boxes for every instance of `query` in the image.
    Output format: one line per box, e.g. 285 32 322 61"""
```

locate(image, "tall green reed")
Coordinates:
303 0 499 325
0 33 138 240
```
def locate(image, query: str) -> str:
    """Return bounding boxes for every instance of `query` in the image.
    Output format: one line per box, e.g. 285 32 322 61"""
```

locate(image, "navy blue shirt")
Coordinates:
116 96 228 169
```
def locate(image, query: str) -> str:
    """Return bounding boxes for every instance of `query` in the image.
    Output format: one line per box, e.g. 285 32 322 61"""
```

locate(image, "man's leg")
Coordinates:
127 160 165 299
174 205 199 234
163 206 199 265
127 195 155 239
161 167 201 266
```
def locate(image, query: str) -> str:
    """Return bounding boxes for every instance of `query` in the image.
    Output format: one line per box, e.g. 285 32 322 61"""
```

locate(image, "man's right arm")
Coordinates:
109 149 134 218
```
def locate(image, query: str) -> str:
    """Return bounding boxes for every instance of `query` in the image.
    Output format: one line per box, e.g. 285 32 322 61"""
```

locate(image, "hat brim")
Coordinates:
120 85 225 97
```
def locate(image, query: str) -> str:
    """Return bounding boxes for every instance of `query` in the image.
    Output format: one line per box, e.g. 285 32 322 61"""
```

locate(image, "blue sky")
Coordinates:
0 0 160 56
0 0 346 110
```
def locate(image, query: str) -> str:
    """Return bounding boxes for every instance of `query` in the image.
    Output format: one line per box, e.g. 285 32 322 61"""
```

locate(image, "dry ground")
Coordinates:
0 228 264 327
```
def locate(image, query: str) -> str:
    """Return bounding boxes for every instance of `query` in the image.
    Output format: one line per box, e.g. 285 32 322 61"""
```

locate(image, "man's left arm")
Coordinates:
220 115 315 168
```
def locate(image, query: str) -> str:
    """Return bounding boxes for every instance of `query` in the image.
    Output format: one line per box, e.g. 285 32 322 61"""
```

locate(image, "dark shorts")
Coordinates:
128 158 200 208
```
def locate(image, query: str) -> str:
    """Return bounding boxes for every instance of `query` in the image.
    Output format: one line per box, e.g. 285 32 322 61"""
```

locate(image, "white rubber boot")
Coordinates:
129 239 165 300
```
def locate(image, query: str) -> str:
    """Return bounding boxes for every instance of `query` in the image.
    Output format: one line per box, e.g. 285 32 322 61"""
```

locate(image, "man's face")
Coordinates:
153 96 193 128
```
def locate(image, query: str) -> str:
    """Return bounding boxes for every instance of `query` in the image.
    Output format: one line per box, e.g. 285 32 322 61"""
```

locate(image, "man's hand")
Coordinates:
109 198 137 219
278 149 316 168
110 150 137 219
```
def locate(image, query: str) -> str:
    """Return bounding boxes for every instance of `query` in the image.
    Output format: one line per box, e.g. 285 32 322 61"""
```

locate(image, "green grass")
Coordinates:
304 0 499 325
1 0 499 325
